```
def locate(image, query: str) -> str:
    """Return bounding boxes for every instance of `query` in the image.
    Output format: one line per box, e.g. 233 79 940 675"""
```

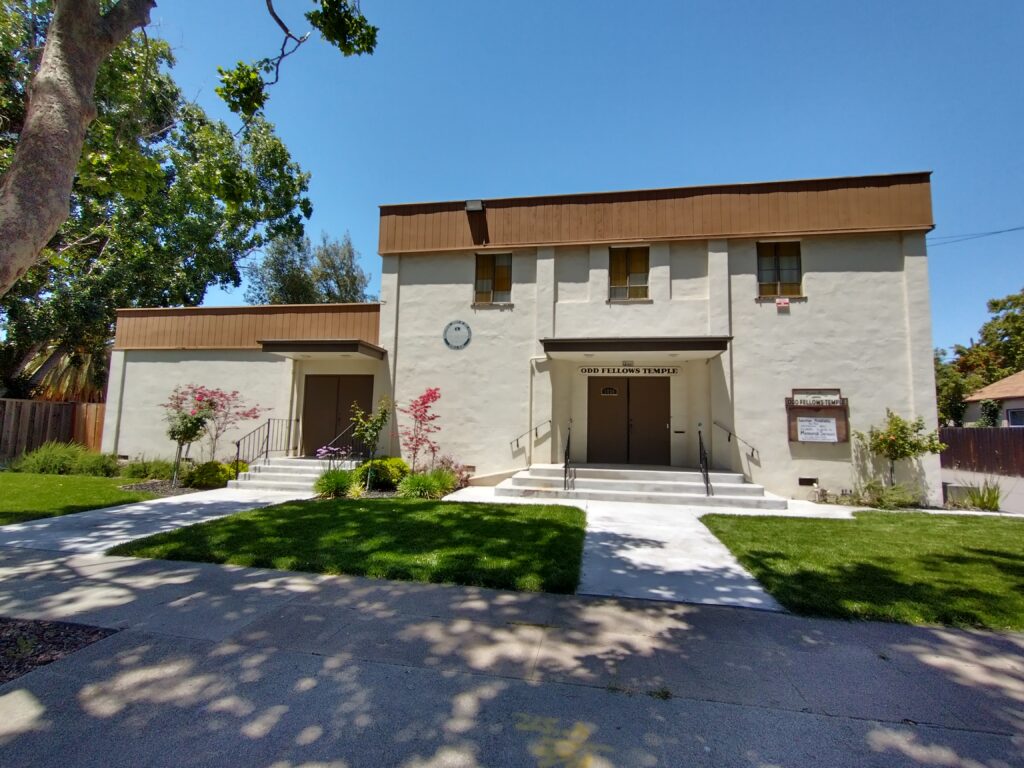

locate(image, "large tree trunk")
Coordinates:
0 0 155 298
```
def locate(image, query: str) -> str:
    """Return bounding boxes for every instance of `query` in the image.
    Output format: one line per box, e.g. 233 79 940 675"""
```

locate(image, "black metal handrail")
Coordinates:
510 419 552 451
713 420 759 461
697 428 713 496
234 418 296 479
563 421 575 491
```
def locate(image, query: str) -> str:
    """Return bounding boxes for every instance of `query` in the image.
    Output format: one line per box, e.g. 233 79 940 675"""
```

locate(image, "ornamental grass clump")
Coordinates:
315 468 355 499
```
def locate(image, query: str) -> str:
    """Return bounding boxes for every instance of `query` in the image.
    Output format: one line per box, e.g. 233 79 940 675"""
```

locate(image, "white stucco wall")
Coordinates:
383 231 942 501
102 349 393 462
101 350 294 462
720 232 941 502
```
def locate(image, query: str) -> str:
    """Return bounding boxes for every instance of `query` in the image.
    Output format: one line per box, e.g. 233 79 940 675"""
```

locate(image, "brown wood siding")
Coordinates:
379 172 933 255
114 304 380 350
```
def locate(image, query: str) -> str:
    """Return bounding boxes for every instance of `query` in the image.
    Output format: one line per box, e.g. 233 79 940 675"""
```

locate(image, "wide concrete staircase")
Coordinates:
494 464 787 509
228 457 357 494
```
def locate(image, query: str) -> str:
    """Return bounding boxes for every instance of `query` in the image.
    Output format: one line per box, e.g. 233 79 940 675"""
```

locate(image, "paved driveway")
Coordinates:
0 488 312 554
0 547 1020 767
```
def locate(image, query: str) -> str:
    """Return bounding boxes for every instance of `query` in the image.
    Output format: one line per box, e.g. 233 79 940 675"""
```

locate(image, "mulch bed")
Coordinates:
1 617 116 684
118 479 200 497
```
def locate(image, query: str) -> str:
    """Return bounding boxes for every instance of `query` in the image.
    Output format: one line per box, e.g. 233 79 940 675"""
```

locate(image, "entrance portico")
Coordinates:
542 336 730 469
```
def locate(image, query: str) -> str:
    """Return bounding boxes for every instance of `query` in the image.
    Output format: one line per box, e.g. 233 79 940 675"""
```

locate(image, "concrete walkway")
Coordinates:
449 486 854 610
0 547 1021 767
0 488 313 554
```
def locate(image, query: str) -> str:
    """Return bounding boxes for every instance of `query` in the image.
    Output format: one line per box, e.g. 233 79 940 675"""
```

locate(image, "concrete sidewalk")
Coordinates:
0 488 313 554
0 547 1021 767
449 486 853 610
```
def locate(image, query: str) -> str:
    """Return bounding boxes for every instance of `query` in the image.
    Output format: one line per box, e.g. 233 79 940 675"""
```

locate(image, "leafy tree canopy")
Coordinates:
245 232 372 306
0 5 313 399
934 287 1024 425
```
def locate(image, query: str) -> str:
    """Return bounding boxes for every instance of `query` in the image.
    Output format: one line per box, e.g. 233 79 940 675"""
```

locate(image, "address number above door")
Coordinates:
443 320 472 350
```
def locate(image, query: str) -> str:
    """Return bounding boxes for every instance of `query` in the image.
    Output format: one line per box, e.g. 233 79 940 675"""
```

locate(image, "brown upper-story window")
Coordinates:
757 241 802 297
475 253 511 304
609 246 649 300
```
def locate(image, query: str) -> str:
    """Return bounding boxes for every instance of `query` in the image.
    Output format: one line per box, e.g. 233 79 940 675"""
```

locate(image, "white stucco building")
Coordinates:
102 172 942 503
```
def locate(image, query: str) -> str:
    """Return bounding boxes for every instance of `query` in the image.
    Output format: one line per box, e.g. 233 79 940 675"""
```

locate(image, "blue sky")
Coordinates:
152 0 1024 352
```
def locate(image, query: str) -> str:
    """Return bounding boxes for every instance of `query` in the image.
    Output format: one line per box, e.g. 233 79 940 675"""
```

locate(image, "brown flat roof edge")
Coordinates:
541 337 731 353
117 303 380 316
259 339 386 358
380 171 932 211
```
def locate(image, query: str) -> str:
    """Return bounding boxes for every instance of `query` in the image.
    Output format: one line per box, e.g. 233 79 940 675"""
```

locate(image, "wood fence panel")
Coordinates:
0 399 78 460
939 427 1024 477
72 403 106 453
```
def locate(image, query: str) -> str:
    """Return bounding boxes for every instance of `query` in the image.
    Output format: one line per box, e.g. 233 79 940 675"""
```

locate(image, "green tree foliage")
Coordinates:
933 348 982 426
976 399 1002 428
244 232 371 305
0 7 313 399
859 409 946 487
935 288 1024 423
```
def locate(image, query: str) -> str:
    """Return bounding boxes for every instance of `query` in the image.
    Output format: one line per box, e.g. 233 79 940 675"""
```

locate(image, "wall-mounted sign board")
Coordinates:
579 366 679 376
796 417 839 442
786 388 849 443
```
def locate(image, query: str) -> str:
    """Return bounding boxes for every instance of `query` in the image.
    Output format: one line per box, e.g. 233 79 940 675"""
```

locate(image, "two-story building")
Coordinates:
102 172 941 504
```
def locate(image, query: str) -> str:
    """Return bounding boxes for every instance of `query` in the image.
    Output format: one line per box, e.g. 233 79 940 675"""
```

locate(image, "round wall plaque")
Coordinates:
443 320 472 350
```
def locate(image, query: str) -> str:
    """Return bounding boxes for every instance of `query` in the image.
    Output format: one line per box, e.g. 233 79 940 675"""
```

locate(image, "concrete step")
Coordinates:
238 471 322 483
507 474 765 497
494 483 787 510
227 478 316 492
528 464 746 485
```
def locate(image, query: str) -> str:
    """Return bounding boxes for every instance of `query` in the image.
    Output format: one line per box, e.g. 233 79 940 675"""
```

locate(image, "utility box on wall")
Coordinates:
785 389 850 443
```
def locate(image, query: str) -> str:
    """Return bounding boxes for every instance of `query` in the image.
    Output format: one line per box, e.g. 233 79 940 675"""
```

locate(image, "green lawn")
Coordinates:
110 498 587 593
0 472 156 526
703 511 1024 630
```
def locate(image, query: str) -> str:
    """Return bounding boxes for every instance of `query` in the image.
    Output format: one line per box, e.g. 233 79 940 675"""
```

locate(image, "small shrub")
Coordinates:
72 452 120 477
183 461 235 489
435 455 471 489
397 472 443 499
13 441 86 474
315 468 354 499
226 460 249 480
426 467 458 497
121 457 176 480
975 399 1001 428
345 482 365 499
960 479 1003 512
354 457 410 491
852 480 924 510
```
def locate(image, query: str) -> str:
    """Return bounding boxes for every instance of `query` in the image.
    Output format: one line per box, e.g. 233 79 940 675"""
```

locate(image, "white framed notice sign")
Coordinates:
796 417 839 443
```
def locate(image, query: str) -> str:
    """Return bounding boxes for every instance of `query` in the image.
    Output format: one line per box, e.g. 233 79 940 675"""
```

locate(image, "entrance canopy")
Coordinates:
540 336 729 363
259 339 386 360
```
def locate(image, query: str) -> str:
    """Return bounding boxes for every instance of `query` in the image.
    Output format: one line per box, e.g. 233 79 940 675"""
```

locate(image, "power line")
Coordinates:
927 224 1024 247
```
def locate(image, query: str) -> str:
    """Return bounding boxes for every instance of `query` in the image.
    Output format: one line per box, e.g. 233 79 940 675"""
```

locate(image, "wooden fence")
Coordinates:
0 399 106 460
939 427 1024 477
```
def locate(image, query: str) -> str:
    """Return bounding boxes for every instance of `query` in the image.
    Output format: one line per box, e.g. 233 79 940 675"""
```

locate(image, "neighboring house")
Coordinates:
964 370 1024 426
102 171 942 502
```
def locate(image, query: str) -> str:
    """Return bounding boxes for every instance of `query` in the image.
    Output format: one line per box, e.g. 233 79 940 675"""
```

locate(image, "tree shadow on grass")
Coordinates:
110 499 587 594
737 549 1014 628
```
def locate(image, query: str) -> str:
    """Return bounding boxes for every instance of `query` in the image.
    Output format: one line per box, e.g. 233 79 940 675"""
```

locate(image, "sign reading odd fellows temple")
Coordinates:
579 367 680 376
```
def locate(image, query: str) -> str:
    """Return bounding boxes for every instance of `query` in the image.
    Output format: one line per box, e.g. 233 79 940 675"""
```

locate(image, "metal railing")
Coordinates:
697 428 713 496
234 418 296 479
510 419 552 452
713 420 759 461
563 421 576 491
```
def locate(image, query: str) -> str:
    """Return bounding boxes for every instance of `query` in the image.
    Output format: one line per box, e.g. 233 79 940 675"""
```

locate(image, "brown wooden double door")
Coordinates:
302 374 374 456
587 377 670 465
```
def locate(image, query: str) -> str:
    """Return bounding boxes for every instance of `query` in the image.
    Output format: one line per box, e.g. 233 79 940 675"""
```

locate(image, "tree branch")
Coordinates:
99 0 157 55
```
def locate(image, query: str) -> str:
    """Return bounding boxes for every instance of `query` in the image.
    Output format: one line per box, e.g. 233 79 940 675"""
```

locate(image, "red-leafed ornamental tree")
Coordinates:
399 387 441 472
